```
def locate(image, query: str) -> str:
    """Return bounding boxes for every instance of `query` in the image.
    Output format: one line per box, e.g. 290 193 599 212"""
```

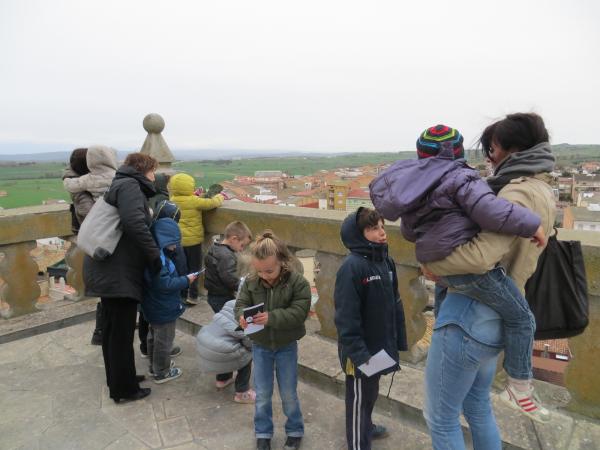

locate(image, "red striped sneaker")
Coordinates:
498 384 551 423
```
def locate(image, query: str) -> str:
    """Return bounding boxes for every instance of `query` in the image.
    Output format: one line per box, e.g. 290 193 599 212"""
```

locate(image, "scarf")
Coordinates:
486 142 555 194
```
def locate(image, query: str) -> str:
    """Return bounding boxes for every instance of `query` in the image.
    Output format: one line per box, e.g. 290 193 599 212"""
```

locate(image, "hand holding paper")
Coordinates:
243 303 265 335
358 349 396 377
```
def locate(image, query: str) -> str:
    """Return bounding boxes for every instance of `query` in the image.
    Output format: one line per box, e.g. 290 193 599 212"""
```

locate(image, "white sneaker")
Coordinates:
498 384 551 423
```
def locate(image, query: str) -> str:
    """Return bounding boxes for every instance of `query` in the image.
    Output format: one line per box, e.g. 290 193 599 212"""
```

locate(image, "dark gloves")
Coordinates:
203 184 224 198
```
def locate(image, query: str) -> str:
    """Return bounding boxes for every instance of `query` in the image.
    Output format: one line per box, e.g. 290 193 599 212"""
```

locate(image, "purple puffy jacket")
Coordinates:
369 144 541 263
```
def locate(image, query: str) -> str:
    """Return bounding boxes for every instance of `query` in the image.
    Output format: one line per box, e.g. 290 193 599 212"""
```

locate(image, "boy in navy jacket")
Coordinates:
334 208 408 450
142 218 198 384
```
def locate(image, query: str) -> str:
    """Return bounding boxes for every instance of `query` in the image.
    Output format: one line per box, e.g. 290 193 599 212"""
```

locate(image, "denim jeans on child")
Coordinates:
437 266 535 380
252 341 304 439
424 324 502 450
147 321 177 377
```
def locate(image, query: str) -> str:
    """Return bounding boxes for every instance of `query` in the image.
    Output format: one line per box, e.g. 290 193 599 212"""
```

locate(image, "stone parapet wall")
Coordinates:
1 203 599 418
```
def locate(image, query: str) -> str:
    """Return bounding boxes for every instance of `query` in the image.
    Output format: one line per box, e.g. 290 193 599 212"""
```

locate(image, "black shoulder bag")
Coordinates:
525 229 589 340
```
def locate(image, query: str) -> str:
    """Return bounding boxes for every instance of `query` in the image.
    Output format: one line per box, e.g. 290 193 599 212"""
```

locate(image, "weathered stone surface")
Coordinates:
40 410 127 450
162 443 208 450
158 416 194 447
140 113 175 167
101 398 162 448
396 264 428 363
566 293 600 419
0 390 54 449
0 297 97 344
568 420 600 450
298 334 343 379
104 434 151 450
0 204 71 246
0 241 41 317
63 238 86 300
534 413 574 450
313 251 343 339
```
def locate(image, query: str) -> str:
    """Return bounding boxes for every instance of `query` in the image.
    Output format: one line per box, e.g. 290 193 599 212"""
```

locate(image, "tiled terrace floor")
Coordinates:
0 321 432 450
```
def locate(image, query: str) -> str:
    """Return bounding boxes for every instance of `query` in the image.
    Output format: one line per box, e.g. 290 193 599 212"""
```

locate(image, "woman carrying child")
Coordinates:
235 231 311 450
63 146 118 345
419 114 556 449
84 153 162 403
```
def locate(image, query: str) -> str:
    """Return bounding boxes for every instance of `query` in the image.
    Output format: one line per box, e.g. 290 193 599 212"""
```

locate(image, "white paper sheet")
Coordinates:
244 323 265 335
357 349 396 377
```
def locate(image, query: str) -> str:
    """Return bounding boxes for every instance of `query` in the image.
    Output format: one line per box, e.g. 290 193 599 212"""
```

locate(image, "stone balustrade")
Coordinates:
1 202 599 419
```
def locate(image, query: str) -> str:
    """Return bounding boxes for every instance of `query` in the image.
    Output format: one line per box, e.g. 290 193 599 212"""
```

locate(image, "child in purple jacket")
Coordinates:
370 124 545 403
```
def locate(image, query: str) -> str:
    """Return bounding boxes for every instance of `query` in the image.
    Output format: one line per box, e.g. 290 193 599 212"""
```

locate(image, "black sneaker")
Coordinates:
170 346 182 357
372 424 389 440
283 436 302 449
153 367 182 384
256 438 271 450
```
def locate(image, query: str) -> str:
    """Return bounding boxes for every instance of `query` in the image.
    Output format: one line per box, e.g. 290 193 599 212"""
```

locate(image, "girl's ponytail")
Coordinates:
251 230 292 272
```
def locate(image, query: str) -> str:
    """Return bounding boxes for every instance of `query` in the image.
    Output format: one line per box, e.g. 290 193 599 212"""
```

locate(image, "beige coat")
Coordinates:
425 174 556 293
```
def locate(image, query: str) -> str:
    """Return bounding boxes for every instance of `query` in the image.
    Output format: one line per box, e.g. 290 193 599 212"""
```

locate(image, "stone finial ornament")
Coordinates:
140 113 175 170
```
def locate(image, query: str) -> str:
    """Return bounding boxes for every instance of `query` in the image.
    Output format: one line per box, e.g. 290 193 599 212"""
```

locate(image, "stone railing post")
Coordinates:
564 239 600 419
63 236 86 300
139 113 175 172
0 241 41 317
0 205 72 318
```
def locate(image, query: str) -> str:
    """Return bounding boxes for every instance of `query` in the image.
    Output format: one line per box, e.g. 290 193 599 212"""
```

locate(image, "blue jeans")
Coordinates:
252 342 304 439
424 325 502 450
438 267 534 380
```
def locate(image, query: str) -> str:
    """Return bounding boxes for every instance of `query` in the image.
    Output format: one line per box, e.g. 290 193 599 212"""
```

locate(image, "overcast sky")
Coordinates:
1 0 599 154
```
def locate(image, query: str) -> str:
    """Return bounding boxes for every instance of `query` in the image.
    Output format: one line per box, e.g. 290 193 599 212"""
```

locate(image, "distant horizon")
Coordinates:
0 140 599 158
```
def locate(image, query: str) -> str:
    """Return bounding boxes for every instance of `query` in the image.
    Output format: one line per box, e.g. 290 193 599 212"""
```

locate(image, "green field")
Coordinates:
0 153 406 209
0 146 597 209
0 178 70 209
173 153 409 187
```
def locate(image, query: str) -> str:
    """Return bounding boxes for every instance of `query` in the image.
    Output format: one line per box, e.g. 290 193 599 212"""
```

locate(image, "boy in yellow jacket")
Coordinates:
169 173 224 305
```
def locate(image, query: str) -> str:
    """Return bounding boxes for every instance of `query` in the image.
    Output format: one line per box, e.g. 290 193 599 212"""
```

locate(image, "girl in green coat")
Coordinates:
235 231 311 450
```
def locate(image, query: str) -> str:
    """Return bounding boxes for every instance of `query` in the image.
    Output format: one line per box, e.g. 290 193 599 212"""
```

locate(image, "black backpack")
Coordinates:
525 229 589 340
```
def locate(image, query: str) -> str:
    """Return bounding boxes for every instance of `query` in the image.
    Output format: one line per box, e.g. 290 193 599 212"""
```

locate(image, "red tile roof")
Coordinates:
347 189 370 199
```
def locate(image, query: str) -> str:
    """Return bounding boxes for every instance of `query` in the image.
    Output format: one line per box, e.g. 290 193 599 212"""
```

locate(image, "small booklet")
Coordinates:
358 349 396 377
243 303 265 335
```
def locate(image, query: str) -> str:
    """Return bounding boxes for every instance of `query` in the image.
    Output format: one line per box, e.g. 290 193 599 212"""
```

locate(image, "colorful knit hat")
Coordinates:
416 125 464 159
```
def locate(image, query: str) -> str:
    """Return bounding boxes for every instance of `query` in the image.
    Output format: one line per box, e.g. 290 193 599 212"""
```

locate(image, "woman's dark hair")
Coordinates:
123 152 158 174
69 148 89 175
479 112 550 158
356 207 384 233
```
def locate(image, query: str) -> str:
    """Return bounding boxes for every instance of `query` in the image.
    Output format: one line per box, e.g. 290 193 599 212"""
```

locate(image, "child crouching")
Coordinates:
142 218 198 383
196 300 255 403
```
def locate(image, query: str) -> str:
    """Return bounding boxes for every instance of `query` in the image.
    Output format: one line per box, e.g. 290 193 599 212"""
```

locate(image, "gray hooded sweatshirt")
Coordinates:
63 145 118 199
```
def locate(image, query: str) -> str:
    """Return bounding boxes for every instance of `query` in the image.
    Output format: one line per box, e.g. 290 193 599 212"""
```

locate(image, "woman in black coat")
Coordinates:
84 153 161 403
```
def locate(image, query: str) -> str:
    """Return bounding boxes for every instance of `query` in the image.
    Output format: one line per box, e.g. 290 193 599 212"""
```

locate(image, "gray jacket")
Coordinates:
195 300 252 373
